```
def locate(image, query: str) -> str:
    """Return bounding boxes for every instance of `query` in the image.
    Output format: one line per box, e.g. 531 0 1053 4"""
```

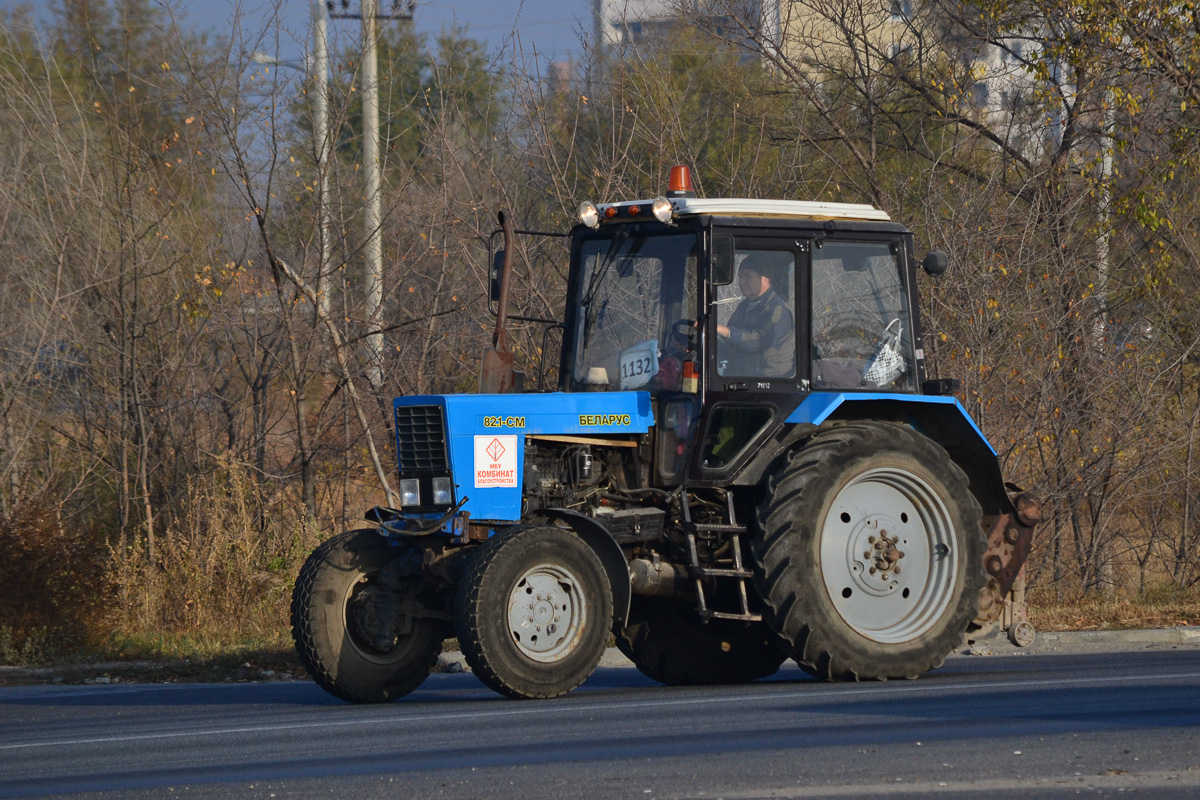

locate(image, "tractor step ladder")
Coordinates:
681 492 761 623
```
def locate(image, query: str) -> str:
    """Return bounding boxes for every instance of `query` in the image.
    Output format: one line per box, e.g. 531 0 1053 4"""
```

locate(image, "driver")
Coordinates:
717 256 795 377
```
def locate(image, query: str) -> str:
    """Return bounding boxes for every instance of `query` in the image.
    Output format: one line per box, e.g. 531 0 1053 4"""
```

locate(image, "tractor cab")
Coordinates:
556 167 929 489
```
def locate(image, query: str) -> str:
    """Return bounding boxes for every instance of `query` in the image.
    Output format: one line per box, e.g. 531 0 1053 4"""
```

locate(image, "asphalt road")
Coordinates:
2 642 1199 799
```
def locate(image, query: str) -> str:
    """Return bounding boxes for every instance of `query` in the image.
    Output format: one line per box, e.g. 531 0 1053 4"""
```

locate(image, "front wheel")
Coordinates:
291 530 445 703
455 525 612 699
753 422 986 680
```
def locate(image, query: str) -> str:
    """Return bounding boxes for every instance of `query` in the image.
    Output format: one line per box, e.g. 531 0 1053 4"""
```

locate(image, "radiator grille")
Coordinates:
394 405 448 472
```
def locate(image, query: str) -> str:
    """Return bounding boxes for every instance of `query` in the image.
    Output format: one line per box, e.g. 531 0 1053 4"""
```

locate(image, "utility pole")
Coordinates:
1097 95 1115 310
327 0 414 389
362 0 383 389
312 0 332 321
1093 93 1115 350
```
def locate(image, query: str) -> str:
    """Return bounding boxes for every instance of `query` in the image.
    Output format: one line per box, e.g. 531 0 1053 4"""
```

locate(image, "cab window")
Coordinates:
714 249 796 379
811 241 915 391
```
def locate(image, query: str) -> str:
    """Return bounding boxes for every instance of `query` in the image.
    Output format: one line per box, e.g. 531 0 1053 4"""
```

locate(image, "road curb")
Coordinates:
1032 625 1200 646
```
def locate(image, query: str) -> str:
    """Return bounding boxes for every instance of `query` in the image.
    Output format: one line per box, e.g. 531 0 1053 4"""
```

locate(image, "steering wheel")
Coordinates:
670 318 697 345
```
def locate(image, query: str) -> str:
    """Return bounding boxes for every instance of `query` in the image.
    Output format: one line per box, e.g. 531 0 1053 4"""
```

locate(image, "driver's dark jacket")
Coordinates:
723 288 795 377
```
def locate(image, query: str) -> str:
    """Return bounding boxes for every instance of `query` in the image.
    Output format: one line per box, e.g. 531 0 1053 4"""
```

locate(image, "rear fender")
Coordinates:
739 393 1041 620
783 392 1010 514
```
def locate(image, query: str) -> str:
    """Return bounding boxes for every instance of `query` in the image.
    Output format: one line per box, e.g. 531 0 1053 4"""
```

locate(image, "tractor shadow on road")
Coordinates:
4 649 1196 720
0 665 675 709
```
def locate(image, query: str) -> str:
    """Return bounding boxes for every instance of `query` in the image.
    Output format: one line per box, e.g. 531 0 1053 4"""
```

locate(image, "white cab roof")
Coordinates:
668 197 891 222
597 197 891 222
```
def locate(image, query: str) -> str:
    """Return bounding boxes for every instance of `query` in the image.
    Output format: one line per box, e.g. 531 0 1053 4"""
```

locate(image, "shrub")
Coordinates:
105 464 324 651
0 484 108 663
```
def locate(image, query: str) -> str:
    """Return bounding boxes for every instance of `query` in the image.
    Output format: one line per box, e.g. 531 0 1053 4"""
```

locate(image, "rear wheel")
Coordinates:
455 526 612 699
291 529 445 703
753 422 985 680
617 597 785 685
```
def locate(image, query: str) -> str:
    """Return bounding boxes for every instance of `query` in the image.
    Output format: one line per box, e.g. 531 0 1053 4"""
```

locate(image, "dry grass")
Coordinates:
102 464 324 660
1028 585 1200 632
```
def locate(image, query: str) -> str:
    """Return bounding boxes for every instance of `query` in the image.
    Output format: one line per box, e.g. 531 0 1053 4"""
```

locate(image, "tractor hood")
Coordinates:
392 391 654 522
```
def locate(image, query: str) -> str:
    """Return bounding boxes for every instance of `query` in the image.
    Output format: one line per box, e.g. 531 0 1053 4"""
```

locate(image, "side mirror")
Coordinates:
712 234 735 285
490 249 505 302
921 250 949 277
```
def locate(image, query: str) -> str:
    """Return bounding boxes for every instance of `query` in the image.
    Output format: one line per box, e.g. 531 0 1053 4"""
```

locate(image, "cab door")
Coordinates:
688 235 810 486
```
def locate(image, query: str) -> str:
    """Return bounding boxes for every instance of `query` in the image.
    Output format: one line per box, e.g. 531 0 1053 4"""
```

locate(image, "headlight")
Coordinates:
578 201 600 229
399 478 420 507
652 196 673 223
432 477 453 505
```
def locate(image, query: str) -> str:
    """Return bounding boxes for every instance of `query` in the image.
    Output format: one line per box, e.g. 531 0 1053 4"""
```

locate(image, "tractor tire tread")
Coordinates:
291 529 441 703
751 421 985 682
455 525 611 699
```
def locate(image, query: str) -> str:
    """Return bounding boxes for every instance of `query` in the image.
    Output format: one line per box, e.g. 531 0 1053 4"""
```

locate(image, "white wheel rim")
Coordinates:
507 563 588 663
820 467 959 644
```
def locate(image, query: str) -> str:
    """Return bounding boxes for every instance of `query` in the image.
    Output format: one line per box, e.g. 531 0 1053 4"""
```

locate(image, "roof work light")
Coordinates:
652 196 673 223
578 201 600 229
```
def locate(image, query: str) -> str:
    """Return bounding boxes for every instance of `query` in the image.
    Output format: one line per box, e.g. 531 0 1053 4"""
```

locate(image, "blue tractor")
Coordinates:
291 167 1040 702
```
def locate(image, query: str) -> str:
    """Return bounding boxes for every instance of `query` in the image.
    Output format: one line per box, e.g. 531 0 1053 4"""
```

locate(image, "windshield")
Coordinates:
570 231 698 392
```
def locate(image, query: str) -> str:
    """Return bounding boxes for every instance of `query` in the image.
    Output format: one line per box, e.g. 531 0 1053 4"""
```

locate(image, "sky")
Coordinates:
0 0 592 67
